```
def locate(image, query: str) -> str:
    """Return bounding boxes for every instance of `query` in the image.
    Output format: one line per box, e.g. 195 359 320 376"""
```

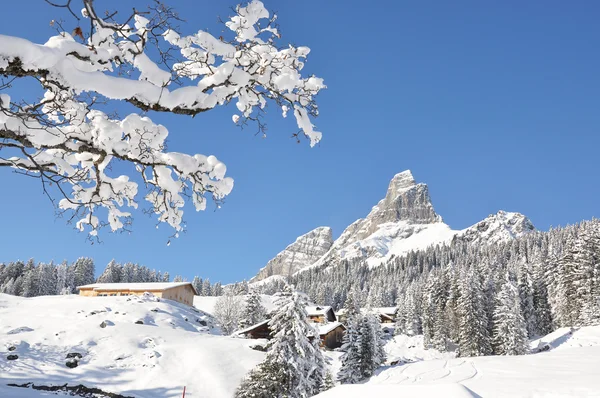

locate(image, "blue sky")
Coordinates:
1 0 599 283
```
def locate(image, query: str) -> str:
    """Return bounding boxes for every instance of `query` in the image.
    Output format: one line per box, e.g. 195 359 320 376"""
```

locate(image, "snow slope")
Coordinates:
322 326 600 398
193 294 278 316
0 294 264 397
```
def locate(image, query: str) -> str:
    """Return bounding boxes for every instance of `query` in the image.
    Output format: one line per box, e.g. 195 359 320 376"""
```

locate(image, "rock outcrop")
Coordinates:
251 227 333 282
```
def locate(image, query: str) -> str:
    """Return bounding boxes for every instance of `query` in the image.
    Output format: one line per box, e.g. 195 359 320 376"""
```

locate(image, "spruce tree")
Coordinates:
338 289 363 384
236 286 324 398
457 267 491 357
492 273 529 355
239 289 267 329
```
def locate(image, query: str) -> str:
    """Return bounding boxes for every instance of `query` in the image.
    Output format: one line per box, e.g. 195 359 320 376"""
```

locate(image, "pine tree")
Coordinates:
457 267 491 357
321 371 335 392
358 315 376 378
239 289 267 329
532 260 553 336
492 273 529 355
192 276 202 296
337 314 362 384
516 260 535 337
338 288 363 384
573 229 600 326
97 260 122 283
236 286 324 397
368 312 387 369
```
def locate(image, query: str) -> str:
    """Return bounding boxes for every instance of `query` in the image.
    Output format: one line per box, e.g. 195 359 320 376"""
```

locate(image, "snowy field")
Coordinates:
0 294 264 397
320 326 600 398
193 294 278 316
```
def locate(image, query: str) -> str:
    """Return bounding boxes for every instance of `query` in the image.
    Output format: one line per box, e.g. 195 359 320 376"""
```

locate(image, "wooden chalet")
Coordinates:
236 305 345 349
305 306 337 324
236 320 271 339
315 322 346 349
77 282 198 306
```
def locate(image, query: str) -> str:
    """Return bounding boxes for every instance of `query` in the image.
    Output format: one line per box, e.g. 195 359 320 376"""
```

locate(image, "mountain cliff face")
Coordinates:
251 170 535 281
250 227 333 282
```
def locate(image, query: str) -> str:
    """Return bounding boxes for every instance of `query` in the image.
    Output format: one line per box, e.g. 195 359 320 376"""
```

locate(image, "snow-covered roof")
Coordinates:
337 307 397 317
374 307 398 315
235 319 270 336
305 306 333 316
77 282 198 295
317 321 345 336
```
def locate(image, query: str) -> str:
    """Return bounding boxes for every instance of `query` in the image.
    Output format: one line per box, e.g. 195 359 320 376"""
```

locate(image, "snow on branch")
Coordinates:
0 0 325 238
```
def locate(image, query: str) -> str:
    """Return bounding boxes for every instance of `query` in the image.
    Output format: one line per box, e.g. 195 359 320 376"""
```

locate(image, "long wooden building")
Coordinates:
77 282 198 306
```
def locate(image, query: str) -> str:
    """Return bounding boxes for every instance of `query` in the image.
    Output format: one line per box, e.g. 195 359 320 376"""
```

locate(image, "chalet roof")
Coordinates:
380 313 395 321
317 321 345 336
337 307 397 317
373 307 398 316
77 282 198 295
305 306 333 316
235 319 270 336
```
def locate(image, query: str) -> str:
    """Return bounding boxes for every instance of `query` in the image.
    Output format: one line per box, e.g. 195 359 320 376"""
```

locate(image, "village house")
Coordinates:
235 305 345 349
236 319 346 350
337 306 397 324
315 322 346 349
374 307 398 323
77 282 198 306
305 306 337 324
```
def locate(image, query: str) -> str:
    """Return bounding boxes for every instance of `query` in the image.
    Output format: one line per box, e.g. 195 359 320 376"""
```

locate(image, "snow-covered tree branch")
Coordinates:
0 0 324 237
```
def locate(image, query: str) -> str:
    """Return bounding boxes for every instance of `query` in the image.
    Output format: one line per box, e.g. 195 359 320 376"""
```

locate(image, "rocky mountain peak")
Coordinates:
456 211 535 245
376 170 440 225
250 226 333 282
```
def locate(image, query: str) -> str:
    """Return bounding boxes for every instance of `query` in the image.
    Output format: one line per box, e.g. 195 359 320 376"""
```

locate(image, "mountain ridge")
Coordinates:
250 171 535 282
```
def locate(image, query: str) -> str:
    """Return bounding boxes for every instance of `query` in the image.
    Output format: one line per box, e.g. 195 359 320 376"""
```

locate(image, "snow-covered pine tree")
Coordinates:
239 289 267 329
368 311 387 369
554 238 580 326
37 262 57 296
192 276 202 296
321 370 336 392
492 272 529 355
457 266 491 357
202 279 212 296
338 288 363 384
56 261 68 295
337 314 362 384
571 225 600 326
236 285 324 397
532 258 553 336
516 259 535 337
358 314 376 378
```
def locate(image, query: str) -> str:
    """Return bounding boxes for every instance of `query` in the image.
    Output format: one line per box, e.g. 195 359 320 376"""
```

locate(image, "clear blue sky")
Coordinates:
1 1 599 283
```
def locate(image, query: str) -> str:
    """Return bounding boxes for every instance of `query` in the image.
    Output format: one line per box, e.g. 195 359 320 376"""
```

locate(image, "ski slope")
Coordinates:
320 326 600 397
0 294 264 397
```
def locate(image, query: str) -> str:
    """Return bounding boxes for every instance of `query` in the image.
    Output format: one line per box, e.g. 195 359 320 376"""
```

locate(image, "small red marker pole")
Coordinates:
182 386 186 398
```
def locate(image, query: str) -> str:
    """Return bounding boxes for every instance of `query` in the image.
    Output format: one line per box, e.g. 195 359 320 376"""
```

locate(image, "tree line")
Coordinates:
0 258 225 298
255 219 600 357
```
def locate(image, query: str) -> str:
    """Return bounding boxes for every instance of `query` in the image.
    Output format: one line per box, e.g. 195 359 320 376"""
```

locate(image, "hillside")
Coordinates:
0 294 264 397
318 326 600 397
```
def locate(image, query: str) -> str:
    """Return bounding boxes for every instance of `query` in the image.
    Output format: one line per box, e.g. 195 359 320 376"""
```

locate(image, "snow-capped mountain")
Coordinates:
251 170 535 280
455 210 535 245
313 170 535 268
250 227 333 282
